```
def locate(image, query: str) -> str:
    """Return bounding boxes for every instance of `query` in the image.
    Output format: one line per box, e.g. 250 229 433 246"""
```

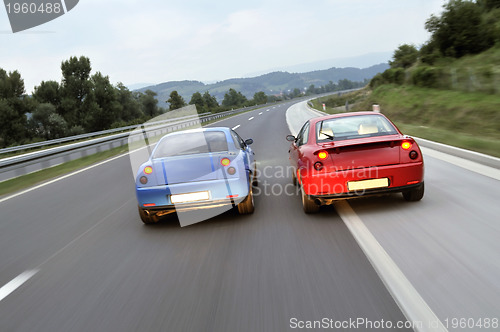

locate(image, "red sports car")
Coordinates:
287 112 424 213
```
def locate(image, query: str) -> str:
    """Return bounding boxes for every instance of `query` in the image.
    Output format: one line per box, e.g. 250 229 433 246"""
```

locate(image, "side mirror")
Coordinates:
244 138 253 145
286 135 296 142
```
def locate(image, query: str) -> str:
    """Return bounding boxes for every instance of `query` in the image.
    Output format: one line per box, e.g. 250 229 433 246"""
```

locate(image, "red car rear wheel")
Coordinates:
301 185 320 214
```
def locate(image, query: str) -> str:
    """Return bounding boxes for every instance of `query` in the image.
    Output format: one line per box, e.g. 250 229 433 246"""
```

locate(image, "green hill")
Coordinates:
137 64 389 106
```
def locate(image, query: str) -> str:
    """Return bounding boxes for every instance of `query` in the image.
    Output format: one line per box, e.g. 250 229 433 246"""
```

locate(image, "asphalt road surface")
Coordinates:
1 101 499 332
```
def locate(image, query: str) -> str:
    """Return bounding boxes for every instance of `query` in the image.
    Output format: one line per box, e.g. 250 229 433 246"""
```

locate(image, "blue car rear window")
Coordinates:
154 131 228 158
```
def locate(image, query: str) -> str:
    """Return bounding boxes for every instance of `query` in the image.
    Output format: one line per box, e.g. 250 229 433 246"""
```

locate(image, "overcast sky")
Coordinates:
1 0 445 94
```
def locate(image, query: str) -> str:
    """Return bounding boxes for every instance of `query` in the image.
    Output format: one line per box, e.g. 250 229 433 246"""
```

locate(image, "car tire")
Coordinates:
138 206 154 224
237 188 255 214
403 182 425 202
301 185 320 213
292 170 298 186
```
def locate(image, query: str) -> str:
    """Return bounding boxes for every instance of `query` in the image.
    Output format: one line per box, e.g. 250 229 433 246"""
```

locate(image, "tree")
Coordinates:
59 56 93 126
425 0 494 58
167 90 186 111
86 72 122 131
189 91 205 113
222 88 247 108
140 90 159 117
33 80 60 106
390 44 419 69
306 84 316 95
253 91 268 105
116 83 143 122
202 91 219 111
477 0 500 11
0 69 31 147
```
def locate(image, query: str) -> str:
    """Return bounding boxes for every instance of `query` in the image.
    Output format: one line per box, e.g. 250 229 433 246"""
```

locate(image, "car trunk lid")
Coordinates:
318 135 402 171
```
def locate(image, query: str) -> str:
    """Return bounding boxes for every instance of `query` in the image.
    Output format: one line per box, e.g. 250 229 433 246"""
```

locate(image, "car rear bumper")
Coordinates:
311 182 423 205
136 177 249 211
301 162 424 196
139 198 241 217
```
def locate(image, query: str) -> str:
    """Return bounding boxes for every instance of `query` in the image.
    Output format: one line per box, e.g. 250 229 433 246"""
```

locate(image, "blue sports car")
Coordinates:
135 127 257 225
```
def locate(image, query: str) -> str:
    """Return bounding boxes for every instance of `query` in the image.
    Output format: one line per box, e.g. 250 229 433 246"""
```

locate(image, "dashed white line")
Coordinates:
266 109 270 112
0 270 39 302
334 201 448 332
248 117 254 121
258 112 263 115
232 125 241 130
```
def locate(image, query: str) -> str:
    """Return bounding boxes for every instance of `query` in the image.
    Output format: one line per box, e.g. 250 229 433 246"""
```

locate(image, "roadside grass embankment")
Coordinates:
311 85 500 158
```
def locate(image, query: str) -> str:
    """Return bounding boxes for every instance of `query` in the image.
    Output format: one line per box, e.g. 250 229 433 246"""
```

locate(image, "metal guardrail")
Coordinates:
0 106 260 182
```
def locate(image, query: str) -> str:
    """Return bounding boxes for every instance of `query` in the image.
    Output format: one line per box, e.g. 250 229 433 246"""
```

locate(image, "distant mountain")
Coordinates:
136 63 389 106
245 52 393 76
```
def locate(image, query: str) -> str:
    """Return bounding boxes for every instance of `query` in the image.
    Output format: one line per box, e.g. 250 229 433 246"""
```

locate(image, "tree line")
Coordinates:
0 55 366 148
371 0 500 89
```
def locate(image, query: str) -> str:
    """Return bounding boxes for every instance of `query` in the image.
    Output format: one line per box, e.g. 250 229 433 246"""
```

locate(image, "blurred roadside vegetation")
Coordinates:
313 0 500 157
0 56 365 149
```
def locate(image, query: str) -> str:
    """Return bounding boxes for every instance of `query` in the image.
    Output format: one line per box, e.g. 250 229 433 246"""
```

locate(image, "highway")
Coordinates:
0 100 499 331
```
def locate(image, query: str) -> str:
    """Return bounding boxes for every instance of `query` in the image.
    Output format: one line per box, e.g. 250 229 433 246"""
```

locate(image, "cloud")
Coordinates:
1 0 445 94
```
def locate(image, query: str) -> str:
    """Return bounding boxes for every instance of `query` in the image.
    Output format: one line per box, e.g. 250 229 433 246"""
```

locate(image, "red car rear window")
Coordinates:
316 114 398 142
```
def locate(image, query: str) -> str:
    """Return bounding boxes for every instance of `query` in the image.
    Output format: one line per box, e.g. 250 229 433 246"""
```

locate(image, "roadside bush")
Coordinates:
382 68 406 85
369 73 385 88
411 66 440 88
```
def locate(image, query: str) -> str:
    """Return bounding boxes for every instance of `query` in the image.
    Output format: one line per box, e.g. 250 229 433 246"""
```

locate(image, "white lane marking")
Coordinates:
0 270 39 302
232 125 240 130
258 112 263 115
248 117 254 121
266 109 270 112
421 147 500 181
334 201 448 332
0 152 130 204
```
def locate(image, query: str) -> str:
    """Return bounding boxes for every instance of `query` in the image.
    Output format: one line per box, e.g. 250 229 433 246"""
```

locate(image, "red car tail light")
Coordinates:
401 141 412 150
318 150 328 160
144 166 153 175
409 150 419 160
221 158 231 166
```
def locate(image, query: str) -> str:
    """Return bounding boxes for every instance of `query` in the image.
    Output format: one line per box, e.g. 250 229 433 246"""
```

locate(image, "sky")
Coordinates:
1 0 446 94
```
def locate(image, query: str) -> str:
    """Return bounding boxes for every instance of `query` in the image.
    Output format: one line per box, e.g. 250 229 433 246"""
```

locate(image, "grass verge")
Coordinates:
311 85 500 158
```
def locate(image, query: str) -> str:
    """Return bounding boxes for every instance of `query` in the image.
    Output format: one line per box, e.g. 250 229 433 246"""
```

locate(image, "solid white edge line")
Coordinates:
0 270 39 302
420 147 500 181
334 201 447 332
232 125 241 130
